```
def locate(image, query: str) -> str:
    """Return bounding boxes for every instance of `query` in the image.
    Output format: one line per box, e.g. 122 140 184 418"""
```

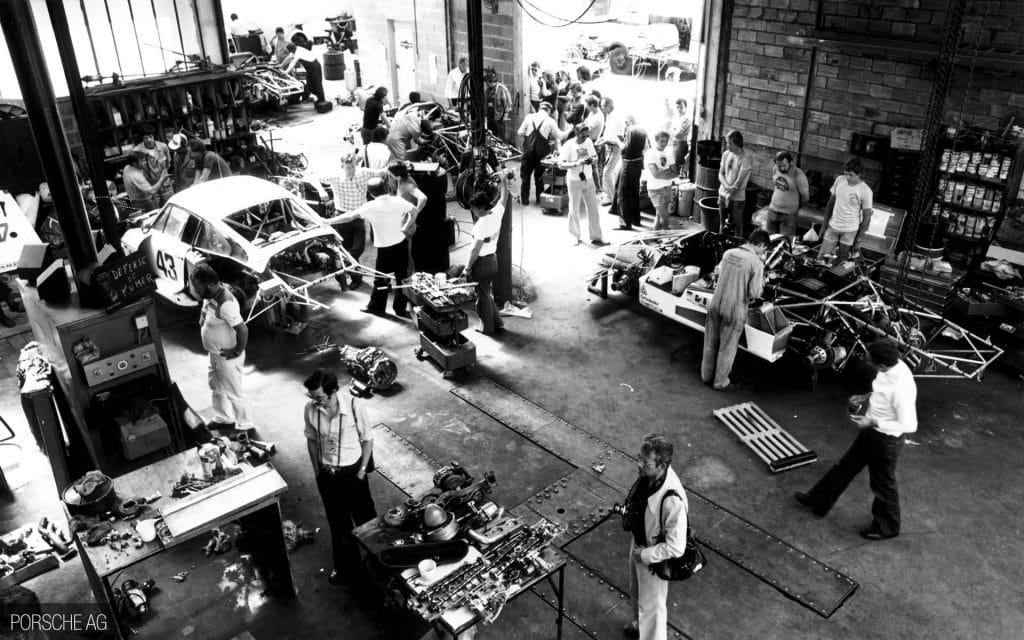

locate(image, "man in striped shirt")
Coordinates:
322 147 383 289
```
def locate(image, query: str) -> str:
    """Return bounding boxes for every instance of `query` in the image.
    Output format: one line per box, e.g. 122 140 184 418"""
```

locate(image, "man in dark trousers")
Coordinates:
795 340 917 540
284 40 325 105
701 229 769 391
303 369 376 584
323 178 424 317
516 101 560 205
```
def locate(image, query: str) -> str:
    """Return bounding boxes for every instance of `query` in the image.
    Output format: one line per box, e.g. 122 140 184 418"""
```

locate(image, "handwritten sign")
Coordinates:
94 250 156 310
890 128 923 152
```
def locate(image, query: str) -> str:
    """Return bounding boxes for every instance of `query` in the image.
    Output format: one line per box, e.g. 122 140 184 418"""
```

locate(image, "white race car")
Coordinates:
122 176 375 325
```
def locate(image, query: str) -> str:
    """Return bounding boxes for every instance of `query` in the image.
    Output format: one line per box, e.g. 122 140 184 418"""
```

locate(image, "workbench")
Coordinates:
354 515 567 640
72 450 293 638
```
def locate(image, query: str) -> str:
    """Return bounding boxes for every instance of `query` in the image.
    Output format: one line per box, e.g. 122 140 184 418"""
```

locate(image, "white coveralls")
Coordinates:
201 293 253 428
629 466 688 640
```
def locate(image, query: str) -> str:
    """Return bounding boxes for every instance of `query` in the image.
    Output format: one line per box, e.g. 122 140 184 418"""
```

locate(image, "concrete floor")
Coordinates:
3 101 1024 639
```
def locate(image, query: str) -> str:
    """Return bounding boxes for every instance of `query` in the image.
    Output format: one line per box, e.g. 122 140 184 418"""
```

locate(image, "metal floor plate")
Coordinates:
687 490 857 618
451 377 639 489
371 422 439 498
452 377 858 618
511 469 623 546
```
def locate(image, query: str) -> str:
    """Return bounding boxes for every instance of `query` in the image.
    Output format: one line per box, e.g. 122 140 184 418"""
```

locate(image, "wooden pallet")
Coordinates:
713 402 817 473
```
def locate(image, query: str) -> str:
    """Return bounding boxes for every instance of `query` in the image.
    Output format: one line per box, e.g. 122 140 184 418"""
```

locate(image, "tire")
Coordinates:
608 45 630 75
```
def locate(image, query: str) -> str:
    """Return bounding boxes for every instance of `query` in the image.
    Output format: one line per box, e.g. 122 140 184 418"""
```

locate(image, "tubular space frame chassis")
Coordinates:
772 274 1003 381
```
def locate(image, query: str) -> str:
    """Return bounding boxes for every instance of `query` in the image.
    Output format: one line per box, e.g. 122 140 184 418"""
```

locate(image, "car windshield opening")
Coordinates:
222 198 318 245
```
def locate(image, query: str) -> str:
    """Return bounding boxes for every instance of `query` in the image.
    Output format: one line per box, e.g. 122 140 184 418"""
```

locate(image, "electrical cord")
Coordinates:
515 0 602 28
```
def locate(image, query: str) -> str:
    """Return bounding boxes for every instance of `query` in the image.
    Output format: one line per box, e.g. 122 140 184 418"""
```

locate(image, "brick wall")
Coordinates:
723 0 1024 197
449 2 518 89
349 0 450 101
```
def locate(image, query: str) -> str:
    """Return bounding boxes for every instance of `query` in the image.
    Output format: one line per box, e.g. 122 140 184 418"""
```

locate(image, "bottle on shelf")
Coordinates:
110 103 123 127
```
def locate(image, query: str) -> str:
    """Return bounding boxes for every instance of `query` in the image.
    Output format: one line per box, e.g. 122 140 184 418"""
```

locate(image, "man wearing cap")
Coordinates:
559 123 606 246
123 150 170 212
795 340 917 540
322 178 425 317
516 101 560 205
168 133 195 193
320 146 383 289
132 124 173 206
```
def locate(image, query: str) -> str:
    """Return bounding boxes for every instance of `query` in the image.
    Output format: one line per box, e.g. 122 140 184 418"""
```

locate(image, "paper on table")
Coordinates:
867 209 891 239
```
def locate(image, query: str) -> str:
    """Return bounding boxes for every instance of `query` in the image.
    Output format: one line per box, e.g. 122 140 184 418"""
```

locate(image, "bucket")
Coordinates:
697 196 720 232
676 182 695 218
324 51 346 81
695 185 716 206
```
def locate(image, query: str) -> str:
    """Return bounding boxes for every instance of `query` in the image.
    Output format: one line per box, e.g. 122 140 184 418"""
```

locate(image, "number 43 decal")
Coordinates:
155 250 178 280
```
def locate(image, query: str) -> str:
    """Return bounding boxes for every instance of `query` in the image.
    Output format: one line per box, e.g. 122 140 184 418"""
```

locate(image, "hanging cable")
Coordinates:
514 0 600 28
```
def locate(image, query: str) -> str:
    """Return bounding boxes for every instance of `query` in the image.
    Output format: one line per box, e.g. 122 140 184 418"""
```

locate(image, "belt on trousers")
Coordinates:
319 464 352 476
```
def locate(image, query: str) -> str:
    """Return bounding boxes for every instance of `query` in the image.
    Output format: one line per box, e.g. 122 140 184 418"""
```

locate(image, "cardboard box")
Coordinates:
118 413 171 460
744 307 793 361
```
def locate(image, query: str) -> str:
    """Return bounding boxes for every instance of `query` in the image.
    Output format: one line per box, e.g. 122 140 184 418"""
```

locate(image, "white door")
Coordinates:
388 20 416 103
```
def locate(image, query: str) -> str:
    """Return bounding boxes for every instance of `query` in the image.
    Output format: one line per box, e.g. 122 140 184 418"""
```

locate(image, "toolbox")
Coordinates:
117 413 171 460
417 308 469 337
879 259 964 312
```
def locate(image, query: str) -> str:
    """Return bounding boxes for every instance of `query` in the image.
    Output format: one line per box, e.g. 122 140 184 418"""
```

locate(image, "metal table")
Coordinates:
354 515 567 640
73 451 293 638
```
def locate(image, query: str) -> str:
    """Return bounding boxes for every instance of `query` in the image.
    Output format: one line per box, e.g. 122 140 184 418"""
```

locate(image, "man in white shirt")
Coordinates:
466 181 508 335
321 146 384 289
445 57 468 108
598 97 625 206
360 126 392 169
559 124 606 246
819 157 874 260
324 178 424 317
517 102 560 205
645 130 677 231
284 42 324 104
303 369 376 585
717 129 752 236
796 340 917 540
190 263 252 431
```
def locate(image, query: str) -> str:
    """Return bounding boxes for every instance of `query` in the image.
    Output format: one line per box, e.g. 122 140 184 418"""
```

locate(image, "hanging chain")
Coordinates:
897 0 968 299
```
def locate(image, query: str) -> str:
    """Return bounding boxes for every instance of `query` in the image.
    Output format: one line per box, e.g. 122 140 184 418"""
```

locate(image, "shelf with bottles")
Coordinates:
932 205 998 242
938 148 1013 186
936 175 1004 215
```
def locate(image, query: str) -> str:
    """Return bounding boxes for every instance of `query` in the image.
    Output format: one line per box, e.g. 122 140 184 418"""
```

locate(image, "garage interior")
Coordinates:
1 1 1023 640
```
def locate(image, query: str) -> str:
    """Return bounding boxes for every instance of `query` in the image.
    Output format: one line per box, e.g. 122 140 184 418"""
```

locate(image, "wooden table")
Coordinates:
73 450 293 638
354 515 566 640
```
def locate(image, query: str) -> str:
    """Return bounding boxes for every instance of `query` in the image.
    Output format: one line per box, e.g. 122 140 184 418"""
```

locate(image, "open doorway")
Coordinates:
387 19 416 105
517 0 706 147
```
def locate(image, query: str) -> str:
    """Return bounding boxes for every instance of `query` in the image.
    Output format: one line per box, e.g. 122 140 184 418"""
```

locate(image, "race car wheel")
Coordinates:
608 46 630 75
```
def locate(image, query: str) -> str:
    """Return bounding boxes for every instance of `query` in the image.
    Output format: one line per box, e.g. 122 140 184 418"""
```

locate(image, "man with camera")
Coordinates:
620 435 688 640
559 123 607 246
795 340 917 540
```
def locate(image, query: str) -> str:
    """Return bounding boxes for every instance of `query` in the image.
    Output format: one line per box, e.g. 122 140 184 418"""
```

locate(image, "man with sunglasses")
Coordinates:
303 369 376 585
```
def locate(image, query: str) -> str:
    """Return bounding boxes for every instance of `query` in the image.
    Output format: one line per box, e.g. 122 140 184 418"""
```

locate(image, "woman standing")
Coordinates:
466 183 507 335
555 70 571 128
617 125 648 230
540 70 558 112
527 62 542 112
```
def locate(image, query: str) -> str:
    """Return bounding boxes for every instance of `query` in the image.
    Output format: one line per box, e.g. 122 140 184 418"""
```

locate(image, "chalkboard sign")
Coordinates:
94 250 156 311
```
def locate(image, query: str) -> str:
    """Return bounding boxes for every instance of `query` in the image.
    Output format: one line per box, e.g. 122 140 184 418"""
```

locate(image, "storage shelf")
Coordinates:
939 170 1008 190
938 200 1001 216
943 231 991 243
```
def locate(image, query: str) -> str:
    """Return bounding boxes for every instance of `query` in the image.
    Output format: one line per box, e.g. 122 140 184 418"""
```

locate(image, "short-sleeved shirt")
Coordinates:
285 45 317 73
472 206 504 257
363 97 384 130
132 141 171 186
446 68 466 100
325 168 375 212
829 176 873 233
770 166 809 215
362 142 391 169
303 396 372 467
560 138 597 184
355 195 410 247
200 152 232 181
602 111 626 148
583 110 605 143
719 149 752 201
200 292 243 353
644 147 674 190
123 165 156 206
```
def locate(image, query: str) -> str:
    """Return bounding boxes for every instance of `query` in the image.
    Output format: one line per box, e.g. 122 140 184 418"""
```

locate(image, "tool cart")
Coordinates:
406 273 477 377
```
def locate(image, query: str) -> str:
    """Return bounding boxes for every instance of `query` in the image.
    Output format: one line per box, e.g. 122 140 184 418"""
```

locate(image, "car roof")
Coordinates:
167 176 293 221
